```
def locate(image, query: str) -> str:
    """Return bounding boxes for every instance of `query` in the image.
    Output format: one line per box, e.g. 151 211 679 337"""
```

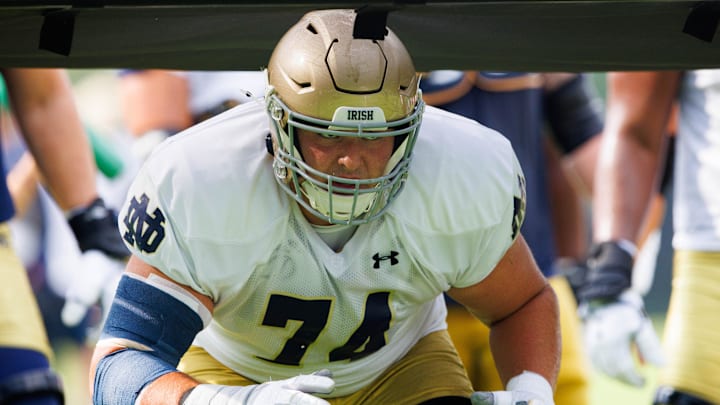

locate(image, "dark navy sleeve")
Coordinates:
544 74 604 153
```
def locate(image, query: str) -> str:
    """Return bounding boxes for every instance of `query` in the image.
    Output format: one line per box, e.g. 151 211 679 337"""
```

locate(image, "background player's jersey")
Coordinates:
118 101 525 396
181 71 267 120
421 71 602 276
674 70 720 250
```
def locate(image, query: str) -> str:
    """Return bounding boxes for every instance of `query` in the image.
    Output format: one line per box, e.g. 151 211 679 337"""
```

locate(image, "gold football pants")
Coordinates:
0 223 53 359
179 329 473 404
659 250 720 403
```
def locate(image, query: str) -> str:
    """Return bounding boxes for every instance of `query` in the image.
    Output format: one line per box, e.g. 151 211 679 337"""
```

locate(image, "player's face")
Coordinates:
295 127 395 186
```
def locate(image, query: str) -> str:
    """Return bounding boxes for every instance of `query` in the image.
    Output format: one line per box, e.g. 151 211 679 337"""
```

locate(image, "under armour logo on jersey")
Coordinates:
122 193 166 254
372 251 399 269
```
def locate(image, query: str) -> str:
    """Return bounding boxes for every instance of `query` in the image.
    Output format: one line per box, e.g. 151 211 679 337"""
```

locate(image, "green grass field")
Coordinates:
590 367 658 405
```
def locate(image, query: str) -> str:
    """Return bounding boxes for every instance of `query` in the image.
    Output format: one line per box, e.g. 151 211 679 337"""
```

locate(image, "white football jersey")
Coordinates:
118 100 525 396
674 70 720 250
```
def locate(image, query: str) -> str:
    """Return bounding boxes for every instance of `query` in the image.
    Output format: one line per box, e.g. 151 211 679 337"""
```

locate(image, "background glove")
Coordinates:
67 197 130 259
471 371 554 405
576 240 665 386
577 240 634 302
182 370 335 405
63 197 129 327
579 290 665 386
61 250 125 327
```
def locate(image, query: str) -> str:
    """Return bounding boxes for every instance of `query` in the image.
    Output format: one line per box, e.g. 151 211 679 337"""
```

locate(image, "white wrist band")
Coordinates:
506 371 554 405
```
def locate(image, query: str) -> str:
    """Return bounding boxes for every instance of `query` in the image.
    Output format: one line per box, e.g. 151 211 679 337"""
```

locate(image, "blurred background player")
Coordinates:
0 69 128 405
421 70 603 405
1 71 130 404
578 70 720 405
118 69 266 163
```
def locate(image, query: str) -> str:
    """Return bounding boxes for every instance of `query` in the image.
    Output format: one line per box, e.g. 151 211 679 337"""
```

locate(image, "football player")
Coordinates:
118 69 266 162
579 70 719 405
90 9 560 405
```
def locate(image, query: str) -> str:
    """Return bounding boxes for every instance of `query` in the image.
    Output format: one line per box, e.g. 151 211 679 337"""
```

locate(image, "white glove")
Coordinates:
471 371 554 405
182 370 335 405
61 250 126 327
580 290 665 386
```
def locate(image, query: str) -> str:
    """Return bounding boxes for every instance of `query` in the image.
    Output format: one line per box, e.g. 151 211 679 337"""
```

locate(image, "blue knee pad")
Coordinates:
93 275 205 405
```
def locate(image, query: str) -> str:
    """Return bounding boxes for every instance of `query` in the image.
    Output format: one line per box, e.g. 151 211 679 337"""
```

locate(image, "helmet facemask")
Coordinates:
266 8 423 225
268 91 424 225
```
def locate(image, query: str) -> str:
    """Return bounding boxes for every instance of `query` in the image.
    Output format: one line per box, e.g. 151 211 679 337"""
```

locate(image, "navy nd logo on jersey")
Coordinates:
122 193 166 253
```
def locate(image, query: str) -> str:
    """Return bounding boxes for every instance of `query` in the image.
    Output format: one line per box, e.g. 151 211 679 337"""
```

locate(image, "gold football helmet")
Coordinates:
266 8 424 225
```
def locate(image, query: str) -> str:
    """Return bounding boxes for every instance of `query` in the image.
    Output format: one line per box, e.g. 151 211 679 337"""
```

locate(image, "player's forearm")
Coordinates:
91 267 211 405
592 128 659 243
136 371 199 405
8 69 98 210
563 133 601 198
24 99 97 211
593 71 679 244
544 139 588 260
91 357 199 405
90 344 199 405
488 284 560 389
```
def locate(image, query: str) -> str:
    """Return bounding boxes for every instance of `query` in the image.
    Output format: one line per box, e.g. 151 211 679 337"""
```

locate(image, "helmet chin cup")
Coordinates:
300 181 376 223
